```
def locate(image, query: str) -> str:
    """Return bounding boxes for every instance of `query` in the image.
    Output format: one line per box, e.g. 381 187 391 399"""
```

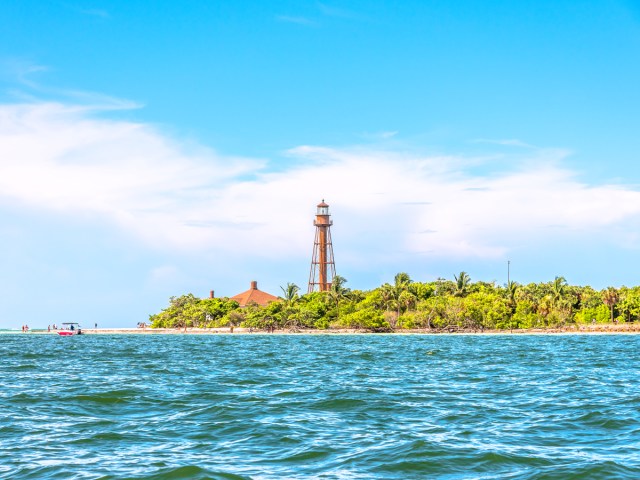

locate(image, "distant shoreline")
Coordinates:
5 324 640 335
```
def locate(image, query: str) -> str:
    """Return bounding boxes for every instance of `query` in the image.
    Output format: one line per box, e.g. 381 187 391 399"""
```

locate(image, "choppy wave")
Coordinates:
1 334 640 478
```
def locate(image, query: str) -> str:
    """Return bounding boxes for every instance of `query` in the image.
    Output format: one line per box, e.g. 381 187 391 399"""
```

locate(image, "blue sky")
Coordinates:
1 1 640 328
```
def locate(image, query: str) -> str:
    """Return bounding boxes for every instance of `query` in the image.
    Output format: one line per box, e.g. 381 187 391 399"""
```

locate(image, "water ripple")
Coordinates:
1 334 640 478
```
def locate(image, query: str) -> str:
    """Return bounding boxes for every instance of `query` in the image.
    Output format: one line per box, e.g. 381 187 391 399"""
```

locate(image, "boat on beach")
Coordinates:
57 323 82 336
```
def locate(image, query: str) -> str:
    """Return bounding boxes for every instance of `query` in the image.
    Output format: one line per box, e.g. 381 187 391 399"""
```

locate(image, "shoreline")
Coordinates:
5 324 640 335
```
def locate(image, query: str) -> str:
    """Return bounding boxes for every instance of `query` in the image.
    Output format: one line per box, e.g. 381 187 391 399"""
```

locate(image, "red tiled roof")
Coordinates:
231 281 279 307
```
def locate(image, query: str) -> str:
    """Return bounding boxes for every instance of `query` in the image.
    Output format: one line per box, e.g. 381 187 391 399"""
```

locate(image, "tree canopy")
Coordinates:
149 275 640 332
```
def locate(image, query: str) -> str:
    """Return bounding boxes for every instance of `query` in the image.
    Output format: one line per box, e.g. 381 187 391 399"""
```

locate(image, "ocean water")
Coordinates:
1 334 639 479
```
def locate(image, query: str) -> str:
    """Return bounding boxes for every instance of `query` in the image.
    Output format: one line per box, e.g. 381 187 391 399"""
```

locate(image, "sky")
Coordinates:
1 1 640 328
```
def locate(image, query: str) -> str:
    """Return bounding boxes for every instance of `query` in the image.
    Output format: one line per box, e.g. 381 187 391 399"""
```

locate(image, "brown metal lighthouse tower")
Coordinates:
308 200 336 293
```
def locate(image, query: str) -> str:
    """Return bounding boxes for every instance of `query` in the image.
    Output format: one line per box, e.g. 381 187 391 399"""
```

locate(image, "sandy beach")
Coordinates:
10 323 640 335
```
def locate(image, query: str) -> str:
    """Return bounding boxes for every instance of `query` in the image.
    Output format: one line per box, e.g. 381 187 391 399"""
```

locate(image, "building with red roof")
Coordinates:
230 281 279 307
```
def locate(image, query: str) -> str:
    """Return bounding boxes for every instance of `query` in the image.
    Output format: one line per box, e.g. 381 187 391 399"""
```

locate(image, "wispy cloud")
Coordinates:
380 131 398 139
53 90 141 110
361 130 398 140
1 60 139 109
277 3 365 27
0 59 50 89
2 101 640 266
275 15 317 26
78 8 110 19
472 138 535 148
60 3 111 19
317 2 363 20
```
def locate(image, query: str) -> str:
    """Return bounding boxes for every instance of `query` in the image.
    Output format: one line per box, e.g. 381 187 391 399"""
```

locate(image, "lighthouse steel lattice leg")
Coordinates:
308 226 336 293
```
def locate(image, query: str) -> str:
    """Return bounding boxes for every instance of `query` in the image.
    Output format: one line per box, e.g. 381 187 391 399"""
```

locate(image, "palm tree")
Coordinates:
280 282 300 307
394 272 410 300
454 271 471 297
393 272 412 328
331 275 348 294
602 287 619 323
399 290 417 313
538 295 553 324
380 284 397 321
505 280 519 320
506 280 518 305
329 275 349 321
394 272 411 290
280 283 300 329
551 276 567 307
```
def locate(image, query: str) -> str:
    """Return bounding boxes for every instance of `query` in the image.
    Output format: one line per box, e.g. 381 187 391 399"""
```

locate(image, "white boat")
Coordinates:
57 323 82 336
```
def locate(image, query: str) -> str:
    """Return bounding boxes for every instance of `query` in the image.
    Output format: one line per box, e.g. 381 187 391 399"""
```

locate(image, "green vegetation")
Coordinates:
149 274 640 331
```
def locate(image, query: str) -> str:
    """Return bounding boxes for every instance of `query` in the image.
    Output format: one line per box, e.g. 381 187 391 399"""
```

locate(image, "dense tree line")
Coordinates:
149 273 640 331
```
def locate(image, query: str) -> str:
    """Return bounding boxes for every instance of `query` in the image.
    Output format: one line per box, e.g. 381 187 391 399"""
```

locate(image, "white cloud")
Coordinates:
2 101 640 266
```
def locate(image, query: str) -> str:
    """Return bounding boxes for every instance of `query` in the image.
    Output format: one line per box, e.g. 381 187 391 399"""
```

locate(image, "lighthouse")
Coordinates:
308 200 336 293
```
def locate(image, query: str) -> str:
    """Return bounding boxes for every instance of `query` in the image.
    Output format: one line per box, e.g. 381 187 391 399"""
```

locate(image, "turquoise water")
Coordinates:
1 334 639 479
